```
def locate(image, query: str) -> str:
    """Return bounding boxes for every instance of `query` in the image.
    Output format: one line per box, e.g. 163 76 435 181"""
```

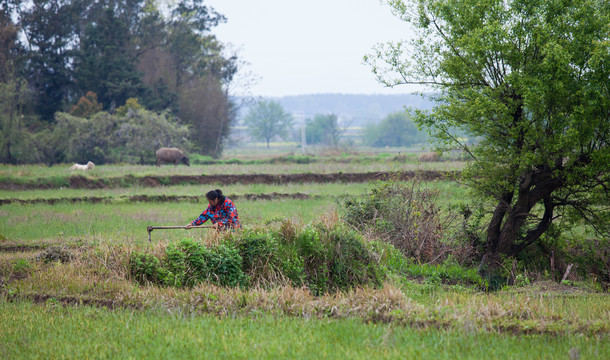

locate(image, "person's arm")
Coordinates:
186 206 211 228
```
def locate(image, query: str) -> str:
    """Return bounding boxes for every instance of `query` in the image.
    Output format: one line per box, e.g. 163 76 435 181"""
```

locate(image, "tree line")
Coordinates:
0 0 237 164
243 100 429 148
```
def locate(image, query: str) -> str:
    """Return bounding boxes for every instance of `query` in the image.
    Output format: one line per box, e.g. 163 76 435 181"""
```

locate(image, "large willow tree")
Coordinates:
367 0 610 267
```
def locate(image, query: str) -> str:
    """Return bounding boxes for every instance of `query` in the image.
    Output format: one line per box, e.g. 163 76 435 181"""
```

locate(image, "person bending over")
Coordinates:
186 189 240 230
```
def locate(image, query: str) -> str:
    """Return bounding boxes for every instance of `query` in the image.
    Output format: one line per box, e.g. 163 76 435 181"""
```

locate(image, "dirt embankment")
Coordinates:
0 192 315 206
1 170 455 191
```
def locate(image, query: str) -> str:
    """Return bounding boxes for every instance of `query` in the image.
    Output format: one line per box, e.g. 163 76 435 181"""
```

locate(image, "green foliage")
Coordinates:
113 109 190 165
130 239 247 288
129 223 383 294
237 230 280 273
292 226 329 294
369 0 610 263
243 100 294 148
6 0 236 161
115 98 144 117
363 111 427 147
46 109 189 165
203 244 248 288
305 114 342 146
0 79 35 164
11 259 31 274
285 223 384 295
129 252 166 285
75 8 147 110
163 239 247 288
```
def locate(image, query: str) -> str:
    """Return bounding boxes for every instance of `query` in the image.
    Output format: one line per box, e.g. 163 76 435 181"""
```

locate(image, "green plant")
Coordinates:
129 252 166 285
11 259 31 274
204 244 248 288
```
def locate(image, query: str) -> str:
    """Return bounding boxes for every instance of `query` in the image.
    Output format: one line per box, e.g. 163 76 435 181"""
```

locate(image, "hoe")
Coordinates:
146 225 213 242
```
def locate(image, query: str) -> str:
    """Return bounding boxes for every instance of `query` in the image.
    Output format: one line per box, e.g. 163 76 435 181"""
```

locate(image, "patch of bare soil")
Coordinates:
514 280 599 294
0 244 48 253
12 293 133 310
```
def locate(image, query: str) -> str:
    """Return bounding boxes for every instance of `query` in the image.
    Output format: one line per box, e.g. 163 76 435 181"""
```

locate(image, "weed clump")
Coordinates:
131 239 247 288
36 246 73 263
129 220 384 295
341 179 474 265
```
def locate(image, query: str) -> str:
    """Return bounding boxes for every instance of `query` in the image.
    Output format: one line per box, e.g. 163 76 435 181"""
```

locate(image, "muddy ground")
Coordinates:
0 192 315 206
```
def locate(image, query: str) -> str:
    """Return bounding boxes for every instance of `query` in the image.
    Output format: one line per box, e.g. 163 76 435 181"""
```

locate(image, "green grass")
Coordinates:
0 198 337 243
1 160 608 358
0 182 373 201
1 299 607 359
0 159 465 180
0 180 469 202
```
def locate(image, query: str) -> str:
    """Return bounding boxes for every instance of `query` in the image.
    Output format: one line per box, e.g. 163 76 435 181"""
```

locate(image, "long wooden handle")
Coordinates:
148 225 213 230
147 225 213 241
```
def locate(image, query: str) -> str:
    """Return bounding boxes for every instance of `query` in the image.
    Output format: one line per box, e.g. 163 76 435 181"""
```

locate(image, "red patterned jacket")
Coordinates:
190 197 240 229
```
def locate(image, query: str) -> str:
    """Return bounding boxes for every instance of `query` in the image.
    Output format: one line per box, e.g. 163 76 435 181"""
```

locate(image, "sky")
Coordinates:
205 0 418 97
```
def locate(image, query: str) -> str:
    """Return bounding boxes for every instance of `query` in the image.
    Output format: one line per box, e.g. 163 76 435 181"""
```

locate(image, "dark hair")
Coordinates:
206 189 225 203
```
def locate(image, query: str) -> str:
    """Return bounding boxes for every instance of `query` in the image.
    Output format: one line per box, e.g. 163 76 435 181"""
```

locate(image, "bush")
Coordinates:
204 244 248 288
284 222 384 295
236 230 285 286
129 252 167 285
130 239 247 288
341 179 473 265
129 223 384 295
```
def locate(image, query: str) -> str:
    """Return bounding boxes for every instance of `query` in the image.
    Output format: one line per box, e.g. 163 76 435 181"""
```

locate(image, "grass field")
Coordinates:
1 158 608 358
2 299 607 359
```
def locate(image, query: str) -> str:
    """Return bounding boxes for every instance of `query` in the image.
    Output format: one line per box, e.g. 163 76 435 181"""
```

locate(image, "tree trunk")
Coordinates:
481 168 562 273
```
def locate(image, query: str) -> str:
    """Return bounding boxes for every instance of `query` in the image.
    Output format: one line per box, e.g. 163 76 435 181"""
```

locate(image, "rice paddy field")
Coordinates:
1 153 608 359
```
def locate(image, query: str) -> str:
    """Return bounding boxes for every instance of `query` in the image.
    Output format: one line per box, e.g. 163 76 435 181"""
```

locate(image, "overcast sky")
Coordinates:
205 0 419 97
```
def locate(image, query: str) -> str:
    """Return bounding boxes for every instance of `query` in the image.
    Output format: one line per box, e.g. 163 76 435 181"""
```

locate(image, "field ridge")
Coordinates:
0 192 316 206
0 170 454 190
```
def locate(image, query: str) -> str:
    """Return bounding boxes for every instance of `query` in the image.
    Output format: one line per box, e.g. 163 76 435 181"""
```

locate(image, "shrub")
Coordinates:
128 224 384 295
287 222 384 295
130 239 247 288
204 244 248 288
293 225 330 295
236 230 285 286
324 225 383 291
129 252 167 285
341 179 472 265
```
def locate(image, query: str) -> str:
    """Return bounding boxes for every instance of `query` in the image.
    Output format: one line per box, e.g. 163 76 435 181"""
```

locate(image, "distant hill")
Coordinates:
235 93 436 126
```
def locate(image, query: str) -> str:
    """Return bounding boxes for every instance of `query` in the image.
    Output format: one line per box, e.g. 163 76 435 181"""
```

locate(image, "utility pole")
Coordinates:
301 125 306 154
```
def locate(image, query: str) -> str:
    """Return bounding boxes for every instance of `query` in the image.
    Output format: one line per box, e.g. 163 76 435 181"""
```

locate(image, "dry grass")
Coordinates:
3 243 608 335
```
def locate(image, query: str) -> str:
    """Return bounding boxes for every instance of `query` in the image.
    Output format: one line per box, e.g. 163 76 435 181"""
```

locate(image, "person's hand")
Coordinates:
185 223 192 229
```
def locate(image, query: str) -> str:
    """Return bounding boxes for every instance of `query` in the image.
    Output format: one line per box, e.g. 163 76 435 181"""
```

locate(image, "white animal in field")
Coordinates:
69 161 95 170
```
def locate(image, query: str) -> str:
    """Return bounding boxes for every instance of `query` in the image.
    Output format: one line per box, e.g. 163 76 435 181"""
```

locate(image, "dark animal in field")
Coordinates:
156 147 190 166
